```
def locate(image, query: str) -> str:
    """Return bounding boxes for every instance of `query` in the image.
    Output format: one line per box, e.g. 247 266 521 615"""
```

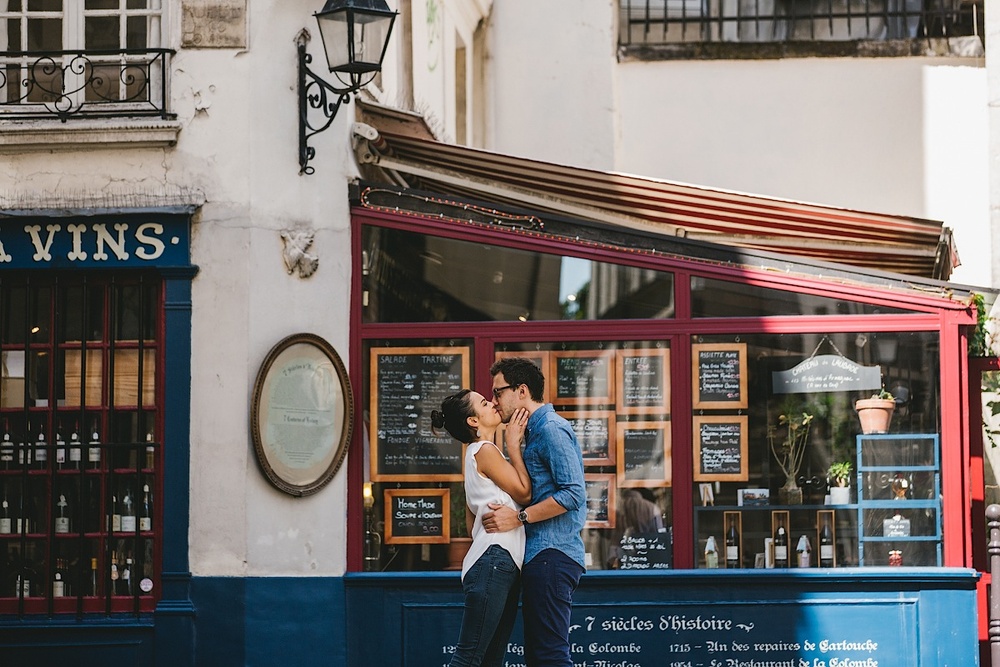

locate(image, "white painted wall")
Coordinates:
484 2 993 288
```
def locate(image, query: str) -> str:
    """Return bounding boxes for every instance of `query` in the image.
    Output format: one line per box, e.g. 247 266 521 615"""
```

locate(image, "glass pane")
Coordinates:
5 18 22 51
983 371 1000 507
362 225 674 323
3 285 27 344
26 17 60 51
58 283 104 343
1 352 26 409
126 15 146 48
127 0 150 8
29 284 51 342
60 348 103 407
690 331 940 569
114 283 156 341
85 0 120 9
28 0 61 10
84 63 120 101
691 277 915 317
85 16 119 50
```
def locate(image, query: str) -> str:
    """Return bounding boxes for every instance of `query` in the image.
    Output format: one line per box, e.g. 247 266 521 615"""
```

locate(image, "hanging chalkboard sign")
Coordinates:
551 350 615 406
384 488 450 545
692 415 749 482
370 346 470 481
618 530 673 570
616 421 671 488
616 348 670 415
692 343 748 409
563 411 616 466
584 473 617 528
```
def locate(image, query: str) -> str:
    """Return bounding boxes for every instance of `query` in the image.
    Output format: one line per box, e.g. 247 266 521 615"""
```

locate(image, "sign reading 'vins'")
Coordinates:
693 416 749 482
370 347 470 481
692 343 748 409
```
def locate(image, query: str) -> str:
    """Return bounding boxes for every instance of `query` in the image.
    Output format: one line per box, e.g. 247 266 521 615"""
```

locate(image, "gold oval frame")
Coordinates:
250 333 354 496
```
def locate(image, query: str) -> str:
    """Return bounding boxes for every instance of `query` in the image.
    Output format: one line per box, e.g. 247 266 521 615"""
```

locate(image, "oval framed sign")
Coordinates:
250 333 354 496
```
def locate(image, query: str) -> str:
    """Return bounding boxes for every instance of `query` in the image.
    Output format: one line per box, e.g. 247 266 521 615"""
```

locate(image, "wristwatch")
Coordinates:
517 509 529 524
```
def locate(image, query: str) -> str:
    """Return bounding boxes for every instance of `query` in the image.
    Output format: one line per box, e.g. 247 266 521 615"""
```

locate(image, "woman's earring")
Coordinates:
476 429 481 438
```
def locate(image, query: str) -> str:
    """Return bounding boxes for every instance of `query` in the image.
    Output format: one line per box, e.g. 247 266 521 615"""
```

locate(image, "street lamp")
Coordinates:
298 0 397 175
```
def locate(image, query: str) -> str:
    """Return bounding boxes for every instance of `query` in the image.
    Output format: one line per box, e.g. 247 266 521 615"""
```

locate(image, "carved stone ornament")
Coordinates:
280 229 319 278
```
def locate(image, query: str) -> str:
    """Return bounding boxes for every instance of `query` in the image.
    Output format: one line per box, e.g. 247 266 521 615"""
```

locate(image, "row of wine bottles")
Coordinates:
704 513 836 568
0 424 156 472
0 479 154 535
5 547 152 599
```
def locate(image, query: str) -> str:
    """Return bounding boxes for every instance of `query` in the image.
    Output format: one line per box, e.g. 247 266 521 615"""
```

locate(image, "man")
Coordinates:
482 357 587 667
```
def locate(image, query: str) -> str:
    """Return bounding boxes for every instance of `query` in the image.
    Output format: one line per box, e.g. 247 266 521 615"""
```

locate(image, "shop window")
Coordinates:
691 331 941 570
362 338 673 573
0 273 162 615
691 276 915 318
362 226 674 324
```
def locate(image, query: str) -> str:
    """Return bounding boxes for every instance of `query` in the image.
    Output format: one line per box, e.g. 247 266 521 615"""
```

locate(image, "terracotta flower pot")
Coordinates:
855 398 895 434
445 537 472 570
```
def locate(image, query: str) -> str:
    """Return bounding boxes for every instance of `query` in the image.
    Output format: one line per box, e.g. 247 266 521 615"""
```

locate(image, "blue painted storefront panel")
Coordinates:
347 569 980 667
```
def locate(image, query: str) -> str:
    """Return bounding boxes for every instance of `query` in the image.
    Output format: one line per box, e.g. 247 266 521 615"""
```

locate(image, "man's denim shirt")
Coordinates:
523 404 587 567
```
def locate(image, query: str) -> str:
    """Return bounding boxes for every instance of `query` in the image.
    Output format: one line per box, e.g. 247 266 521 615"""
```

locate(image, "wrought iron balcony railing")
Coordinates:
619 0 984 48
0 49 174 122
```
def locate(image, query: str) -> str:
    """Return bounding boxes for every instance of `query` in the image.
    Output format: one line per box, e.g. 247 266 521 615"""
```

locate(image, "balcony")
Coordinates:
0 49 174 122
619 0 985 58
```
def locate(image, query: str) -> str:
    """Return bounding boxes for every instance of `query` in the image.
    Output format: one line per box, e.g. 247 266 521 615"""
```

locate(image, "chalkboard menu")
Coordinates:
692 342 748 409
563 411 616 465
384 488 450 545
551 350 615 406
618 530 672 570
370 346 470 481
616 348 670 415
616 421 671 488
693 415 748 482
584 473 616 528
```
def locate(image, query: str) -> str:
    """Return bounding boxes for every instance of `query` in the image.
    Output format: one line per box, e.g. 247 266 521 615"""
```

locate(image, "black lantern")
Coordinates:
298 0 398 175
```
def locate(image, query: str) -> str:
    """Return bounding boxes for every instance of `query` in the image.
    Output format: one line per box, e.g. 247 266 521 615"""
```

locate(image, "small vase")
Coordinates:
855 398 895 434
829 486 851 505
779 477 803 505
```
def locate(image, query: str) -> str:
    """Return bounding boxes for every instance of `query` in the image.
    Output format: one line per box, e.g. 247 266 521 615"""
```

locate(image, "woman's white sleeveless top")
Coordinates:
461 440 526 580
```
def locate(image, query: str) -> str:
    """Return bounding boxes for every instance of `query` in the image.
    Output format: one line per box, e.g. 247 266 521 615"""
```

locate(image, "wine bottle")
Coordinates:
774 519 789 568
725 517 740 568
110 551 120 595
796 535 812 568
0 495 10 534
53 560 66 597
704 535 719 568
122 557 133 596
111 495 121 533
90 557 99 596
55 493 70 534
34 430 47 470
0 423 12 470
69 426 82 470
145 432 155 470
17 428 30 468
819 515 835 567
139 484 152 531
121 486 135 533
54 429 66 469
88 426 101 470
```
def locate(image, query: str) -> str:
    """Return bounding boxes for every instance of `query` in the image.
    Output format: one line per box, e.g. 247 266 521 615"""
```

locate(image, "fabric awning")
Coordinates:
354 102 958 280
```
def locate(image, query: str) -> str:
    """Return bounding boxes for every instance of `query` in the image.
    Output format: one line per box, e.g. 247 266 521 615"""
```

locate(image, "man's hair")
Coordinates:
489 357 545 402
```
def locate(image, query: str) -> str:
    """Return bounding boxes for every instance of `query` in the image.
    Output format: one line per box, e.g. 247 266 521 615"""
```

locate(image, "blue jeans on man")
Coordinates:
450 544 521 667
521 548 585 667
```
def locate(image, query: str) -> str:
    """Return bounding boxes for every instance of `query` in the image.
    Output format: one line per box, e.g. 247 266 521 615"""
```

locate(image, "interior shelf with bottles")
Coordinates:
0 418 160 614
695 505 858 569
856 433 941 567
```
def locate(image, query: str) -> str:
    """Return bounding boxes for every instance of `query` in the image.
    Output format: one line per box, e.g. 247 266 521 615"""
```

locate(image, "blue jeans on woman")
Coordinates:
449 544 521 667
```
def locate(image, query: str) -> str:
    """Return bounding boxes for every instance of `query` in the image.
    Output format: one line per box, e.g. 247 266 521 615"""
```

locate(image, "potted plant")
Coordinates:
855 389 895 434
827 460 853 505
768 410 814 505
446 487 472 570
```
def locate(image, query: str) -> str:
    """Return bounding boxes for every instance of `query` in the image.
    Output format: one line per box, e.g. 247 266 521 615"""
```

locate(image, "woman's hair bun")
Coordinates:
430 409 446 429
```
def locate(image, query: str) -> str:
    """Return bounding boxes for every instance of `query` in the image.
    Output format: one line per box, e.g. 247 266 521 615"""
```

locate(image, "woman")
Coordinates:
431 390 531 667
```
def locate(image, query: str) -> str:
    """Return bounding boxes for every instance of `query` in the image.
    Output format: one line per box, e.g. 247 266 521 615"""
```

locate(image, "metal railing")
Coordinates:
619 0 984 46
0 49 174 122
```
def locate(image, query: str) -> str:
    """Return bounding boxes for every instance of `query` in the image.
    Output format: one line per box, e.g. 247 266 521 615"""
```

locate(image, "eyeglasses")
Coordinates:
492 385 516 399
